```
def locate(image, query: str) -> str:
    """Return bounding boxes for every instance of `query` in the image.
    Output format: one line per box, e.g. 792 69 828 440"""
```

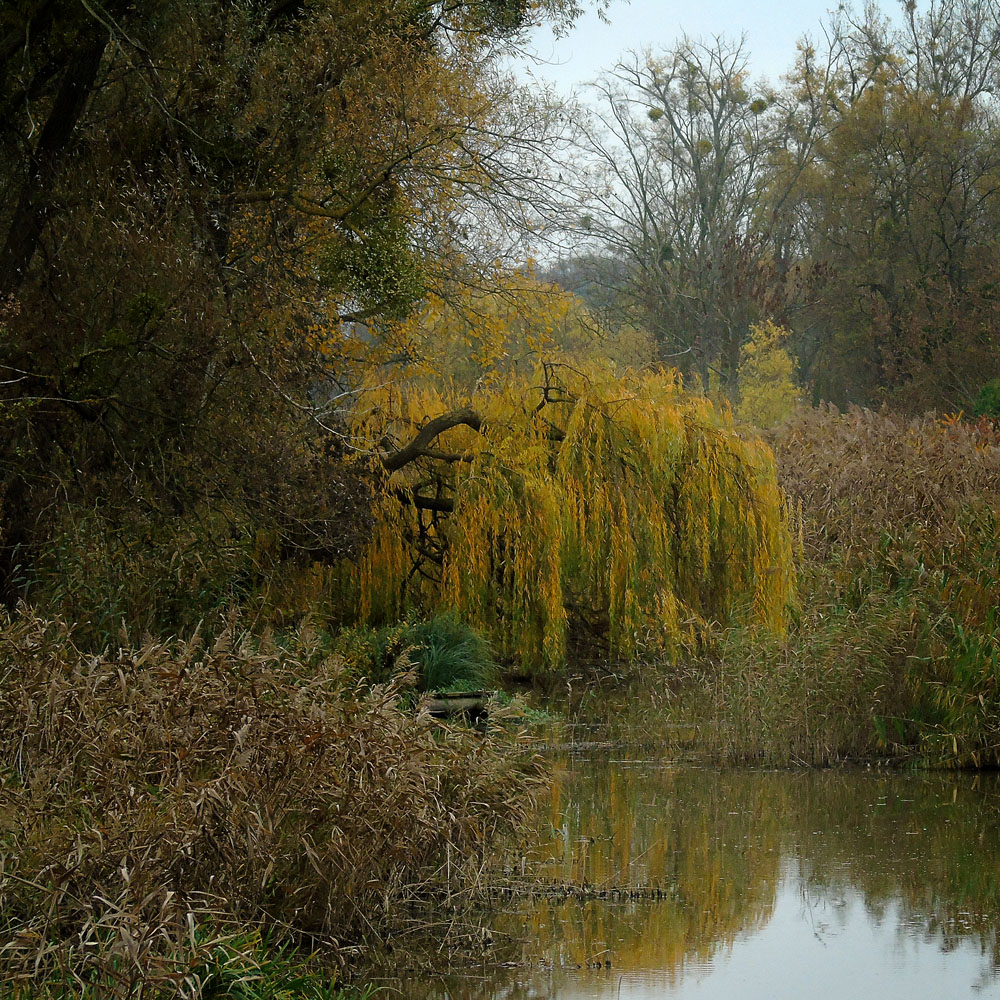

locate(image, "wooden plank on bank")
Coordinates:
426 691 488 717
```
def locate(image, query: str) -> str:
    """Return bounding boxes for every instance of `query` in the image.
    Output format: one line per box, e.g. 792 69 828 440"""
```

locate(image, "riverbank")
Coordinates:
620 407 1000 768
0 615 542 998
4 404 1000 997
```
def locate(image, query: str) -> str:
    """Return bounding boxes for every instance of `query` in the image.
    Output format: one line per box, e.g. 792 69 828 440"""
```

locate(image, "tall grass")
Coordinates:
11 930 379 999
666 573 918 765
0 613 541 996
667 405 1000 766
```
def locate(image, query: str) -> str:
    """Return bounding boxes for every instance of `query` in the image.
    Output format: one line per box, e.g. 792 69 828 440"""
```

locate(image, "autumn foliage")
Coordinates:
351 365 794 675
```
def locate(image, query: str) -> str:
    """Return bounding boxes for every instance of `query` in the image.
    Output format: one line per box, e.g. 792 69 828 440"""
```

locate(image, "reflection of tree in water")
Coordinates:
519 765 1000 980
788 770 1000 971
384 763 1000 998
494 760 785 976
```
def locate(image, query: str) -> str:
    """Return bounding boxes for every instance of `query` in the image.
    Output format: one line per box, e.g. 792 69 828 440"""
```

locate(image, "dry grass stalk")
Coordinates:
769 404 1000 564
0 613 541 996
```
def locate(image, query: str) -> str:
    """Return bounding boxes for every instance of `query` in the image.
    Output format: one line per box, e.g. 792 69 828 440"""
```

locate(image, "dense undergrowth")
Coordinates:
668 406 1000 766
0 614 541 997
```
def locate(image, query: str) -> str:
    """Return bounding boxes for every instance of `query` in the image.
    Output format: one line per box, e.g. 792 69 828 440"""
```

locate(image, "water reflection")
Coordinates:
386 748 1000 999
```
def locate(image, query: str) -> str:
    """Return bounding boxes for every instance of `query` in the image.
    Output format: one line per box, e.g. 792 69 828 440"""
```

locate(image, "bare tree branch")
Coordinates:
381 407 483 471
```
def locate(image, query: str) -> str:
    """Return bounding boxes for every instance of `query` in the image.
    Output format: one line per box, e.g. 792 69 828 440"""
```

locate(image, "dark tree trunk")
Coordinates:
0 29 107 297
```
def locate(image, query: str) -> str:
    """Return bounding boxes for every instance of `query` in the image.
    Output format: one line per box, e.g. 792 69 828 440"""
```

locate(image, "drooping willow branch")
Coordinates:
394 488 455 512
353 367 796 674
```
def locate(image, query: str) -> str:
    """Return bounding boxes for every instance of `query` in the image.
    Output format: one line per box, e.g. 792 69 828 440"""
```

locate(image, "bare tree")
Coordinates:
562 36 789 391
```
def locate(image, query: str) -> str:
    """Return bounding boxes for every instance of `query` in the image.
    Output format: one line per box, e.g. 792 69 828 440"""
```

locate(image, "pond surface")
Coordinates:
384 738 1000 999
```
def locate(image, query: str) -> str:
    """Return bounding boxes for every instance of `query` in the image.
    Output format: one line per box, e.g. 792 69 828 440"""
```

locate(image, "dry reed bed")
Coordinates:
0 614 541 996
764 406 1000 764
660 406 1000 766
770 405 1000 563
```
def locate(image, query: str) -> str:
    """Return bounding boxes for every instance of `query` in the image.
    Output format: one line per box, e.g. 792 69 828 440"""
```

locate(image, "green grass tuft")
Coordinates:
336 612 499 693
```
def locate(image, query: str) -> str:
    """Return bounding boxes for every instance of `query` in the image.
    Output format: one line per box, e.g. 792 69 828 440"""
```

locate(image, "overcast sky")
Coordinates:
515 0 864 94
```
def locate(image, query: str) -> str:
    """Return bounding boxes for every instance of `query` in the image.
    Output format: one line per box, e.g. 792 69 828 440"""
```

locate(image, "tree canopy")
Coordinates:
351 364 794 675
0 0 582 609
552 0 1000 412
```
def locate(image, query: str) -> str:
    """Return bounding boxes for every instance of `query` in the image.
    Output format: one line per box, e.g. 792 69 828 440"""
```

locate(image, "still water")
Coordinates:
389 739 1000 999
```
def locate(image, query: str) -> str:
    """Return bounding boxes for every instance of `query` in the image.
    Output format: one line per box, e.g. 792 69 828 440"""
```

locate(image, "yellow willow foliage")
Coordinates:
735 319 802 429
393 268 654 393
391 272 574 392
351 364 794 674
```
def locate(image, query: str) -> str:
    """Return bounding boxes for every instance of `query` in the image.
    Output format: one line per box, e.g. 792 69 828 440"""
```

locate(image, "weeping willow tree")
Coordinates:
352 363 794 675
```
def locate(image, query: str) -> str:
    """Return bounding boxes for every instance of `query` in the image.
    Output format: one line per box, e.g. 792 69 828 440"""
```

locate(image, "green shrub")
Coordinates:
27 504 258 646
972 378 1000 418
337 612 499 693
13 929 376 999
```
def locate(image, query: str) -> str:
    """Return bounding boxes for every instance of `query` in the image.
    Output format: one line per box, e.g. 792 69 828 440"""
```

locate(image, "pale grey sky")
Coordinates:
517 0 872 93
